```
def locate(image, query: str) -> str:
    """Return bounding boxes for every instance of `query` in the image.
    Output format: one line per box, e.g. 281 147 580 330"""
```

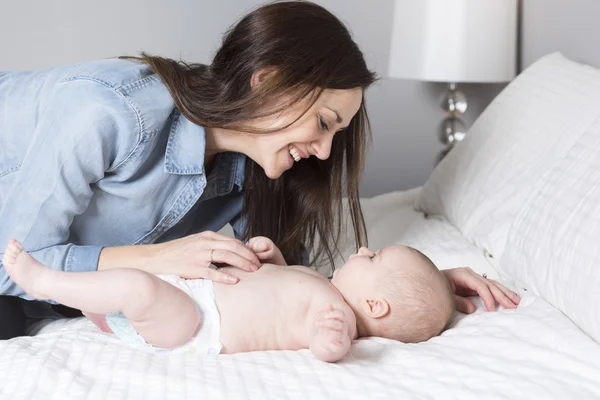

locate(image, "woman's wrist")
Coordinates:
97 243 159 273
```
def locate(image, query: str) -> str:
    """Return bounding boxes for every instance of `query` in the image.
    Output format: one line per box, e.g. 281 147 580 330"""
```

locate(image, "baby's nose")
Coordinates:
357 247 371 255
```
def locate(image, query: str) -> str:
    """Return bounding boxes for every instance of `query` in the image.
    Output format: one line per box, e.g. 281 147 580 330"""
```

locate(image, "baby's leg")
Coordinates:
2 239 200 349
83 312 113 333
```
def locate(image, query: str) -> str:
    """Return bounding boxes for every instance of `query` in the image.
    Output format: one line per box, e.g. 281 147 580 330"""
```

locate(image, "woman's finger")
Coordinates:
455 286 479 297
198 231 237 241
489 280 521 307
202 267 240 284
471 280 497 312
178 263 239 284
202 231 257 250
484 281 515 309
210 240 261 270
198 232 261 264
454 295 476 314
210 249 260 272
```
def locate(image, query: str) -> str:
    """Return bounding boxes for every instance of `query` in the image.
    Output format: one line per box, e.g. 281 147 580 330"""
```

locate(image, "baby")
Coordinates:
2 238 454 362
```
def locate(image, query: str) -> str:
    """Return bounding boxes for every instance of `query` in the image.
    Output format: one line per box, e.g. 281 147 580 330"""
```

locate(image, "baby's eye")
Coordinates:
370 254 376 261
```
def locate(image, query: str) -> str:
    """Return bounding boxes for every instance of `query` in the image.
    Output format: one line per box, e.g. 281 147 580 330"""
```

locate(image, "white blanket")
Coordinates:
1 189 599 399
2 293 599 399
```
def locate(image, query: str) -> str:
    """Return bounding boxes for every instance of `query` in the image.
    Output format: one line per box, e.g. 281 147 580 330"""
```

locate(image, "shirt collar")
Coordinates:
215 151 246 193
164 110 246 191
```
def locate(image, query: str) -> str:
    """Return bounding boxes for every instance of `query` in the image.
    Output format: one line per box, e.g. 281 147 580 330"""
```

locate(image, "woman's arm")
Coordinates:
98 244 155 272
98 231 261 283
0 80 139 298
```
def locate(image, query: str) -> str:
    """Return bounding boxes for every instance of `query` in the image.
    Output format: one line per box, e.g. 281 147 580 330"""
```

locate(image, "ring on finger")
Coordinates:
207 249 215 268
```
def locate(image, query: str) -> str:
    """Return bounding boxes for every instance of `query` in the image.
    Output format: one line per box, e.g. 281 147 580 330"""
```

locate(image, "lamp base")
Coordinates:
440 116 467 146
439 82 468 152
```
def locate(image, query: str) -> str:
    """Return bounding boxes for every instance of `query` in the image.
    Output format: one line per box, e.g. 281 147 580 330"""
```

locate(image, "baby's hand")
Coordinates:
246 236 287 266
310 305 352 362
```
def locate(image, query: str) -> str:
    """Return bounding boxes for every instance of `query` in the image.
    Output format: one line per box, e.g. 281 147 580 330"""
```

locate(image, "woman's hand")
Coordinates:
246 236 287 265
442 267 521 314
148 231 262 284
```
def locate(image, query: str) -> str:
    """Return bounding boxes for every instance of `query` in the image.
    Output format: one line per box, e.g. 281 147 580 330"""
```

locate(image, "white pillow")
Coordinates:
393 213 500 279
316 188 498 279
417 52 600 260
501 120 600 342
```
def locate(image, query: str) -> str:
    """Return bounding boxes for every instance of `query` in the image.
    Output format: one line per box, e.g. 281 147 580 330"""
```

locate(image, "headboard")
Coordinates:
521 0 600 70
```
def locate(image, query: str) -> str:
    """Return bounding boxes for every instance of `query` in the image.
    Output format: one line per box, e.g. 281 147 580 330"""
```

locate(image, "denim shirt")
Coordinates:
0 59 248 299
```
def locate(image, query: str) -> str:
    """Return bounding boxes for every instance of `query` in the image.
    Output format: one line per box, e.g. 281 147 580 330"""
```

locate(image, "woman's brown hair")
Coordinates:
125 1 377 266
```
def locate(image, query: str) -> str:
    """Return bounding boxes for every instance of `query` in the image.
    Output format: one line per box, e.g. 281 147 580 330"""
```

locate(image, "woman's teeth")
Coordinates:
289 148 301 162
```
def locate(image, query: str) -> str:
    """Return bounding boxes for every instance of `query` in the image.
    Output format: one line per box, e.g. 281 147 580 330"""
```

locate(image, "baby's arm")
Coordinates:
308 302 357 362
246 236 287 265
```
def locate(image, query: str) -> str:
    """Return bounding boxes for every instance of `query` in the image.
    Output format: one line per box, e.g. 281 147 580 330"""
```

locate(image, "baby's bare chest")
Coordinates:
218 266 331 309
214 267 336 351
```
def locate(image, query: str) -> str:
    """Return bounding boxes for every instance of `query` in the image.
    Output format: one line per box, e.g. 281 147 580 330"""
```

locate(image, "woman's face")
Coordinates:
245 88 363 179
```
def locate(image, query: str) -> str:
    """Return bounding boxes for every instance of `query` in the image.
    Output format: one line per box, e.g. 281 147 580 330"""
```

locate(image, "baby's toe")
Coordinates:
2 252 15 265
9 239 24 251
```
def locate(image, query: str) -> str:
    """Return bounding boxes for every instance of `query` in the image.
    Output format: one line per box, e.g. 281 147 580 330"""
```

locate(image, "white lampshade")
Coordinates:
388 0 518 83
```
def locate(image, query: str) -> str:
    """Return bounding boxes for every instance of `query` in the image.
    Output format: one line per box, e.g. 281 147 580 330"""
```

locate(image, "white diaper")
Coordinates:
105 274 222 355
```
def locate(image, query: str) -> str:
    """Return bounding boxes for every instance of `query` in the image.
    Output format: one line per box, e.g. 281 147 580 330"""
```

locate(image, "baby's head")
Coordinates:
331 245 455 343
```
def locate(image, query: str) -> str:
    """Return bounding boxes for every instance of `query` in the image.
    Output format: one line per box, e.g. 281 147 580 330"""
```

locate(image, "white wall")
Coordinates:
0 0 503 197
521 0 600 70
0 0 259 68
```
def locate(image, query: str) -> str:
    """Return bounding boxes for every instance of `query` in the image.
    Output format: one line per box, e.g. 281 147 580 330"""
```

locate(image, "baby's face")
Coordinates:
331 245 427 299
331 246 396 298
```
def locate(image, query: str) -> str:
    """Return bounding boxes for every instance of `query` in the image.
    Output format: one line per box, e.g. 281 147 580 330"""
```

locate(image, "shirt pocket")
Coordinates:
0 150 21 212
0 135 24 179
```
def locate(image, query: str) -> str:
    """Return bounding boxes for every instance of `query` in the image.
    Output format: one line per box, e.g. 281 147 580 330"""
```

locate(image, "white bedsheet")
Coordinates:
1 189 599 400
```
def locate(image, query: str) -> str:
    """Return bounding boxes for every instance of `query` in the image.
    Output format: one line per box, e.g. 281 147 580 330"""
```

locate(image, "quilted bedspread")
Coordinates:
1 291 600 399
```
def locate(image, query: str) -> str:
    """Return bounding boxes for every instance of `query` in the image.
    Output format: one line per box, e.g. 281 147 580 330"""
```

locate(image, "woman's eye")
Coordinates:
319 116 330 131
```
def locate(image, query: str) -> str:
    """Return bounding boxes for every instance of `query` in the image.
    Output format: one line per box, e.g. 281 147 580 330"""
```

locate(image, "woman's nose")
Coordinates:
311 134 334 160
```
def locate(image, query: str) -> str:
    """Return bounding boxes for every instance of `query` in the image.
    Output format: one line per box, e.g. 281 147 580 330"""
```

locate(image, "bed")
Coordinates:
2 186 600 399
2 53 600 400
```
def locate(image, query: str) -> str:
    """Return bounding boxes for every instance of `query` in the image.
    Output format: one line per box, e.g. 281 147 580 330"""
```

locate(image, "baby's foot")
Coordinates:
2 239 52 300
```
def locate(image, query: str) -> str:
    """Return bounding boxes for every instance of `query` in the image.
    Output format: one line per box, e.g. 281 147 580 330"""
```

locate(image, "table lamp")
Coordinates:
388 0 518 150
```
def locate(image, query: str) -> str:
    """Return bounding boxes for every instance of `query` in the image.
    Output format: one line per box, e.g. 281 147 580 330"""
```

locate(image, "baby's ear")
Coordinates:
361 298 390 319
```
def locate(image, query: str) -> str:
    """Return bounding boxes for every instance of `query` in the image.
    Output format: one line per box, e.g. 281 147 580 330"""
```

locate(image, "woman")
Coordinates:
0 1 517 340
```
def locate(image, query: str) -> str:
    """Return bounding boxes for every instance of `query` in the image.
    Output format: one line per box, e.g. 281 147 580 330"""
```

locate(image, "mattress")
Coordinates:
1 188 599 399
